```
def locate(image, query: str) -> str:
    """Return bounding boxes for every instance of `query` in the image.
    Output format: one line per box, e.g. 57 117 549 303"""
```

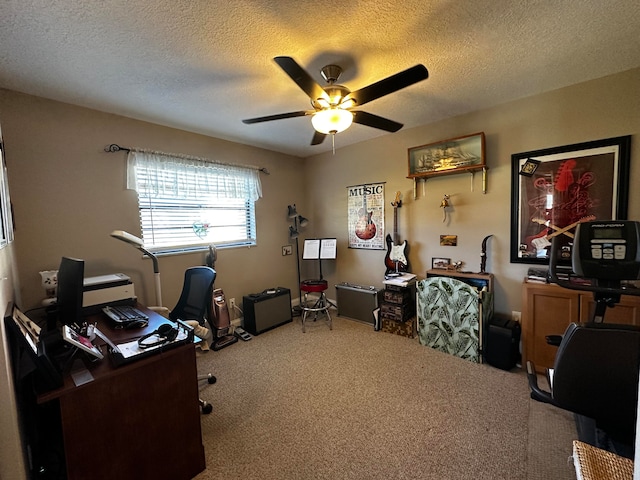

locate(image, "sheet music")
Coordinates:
303 238 337 259
320 238 337 259
302 239 320 259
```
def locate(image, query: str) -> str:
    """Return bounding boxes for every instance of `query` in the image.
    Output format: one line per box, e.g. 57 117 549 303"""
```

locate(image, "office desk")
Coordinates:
38 306 206 480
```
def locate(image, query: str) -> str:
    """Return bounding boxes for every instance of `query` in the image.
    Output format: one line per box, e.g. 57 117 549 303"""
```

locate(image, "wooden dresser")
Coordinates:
522 281 640 372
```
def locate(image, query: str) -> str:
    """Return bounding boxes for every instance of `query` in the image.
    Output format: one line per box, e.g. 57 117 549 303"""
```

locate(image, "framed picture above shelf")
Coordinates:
407 132 488 193
408 132 485 177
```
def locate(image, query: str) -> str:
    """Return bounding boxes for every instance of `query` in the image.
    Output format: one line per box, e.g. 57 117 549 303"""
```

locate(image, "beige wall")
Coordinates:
305 67 640 315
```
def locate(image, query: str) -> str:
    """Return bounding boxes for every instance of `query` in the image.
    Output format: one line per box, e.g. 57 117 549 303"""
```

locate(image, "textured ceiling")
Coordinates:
1 1 640 158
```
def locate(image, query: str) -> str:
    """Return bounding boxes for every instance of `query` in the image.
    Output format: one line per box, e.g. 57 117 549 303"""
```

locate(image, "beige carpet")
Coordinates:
193 315 577 480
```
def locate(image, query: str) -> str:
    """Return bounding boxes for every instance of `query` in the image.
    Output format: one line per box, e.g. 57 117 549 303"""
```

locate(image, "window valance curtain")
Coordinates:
126 149 262 202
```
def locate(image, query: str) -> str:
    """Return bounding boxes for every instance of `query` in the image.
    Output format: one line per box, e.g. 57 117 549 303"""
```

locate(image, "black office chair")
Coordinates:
169 266 218 414
527 322 640 455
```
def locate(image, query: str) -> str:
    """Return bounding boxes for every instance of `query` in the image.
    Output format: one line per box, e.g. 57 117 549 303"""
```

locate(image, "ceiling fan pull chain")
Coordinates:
331 133 336 155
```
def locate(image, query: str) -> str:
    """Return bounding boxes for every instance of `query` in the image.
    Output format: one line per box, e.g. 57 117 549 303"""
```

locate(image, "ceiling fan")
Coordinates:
242 56 429 146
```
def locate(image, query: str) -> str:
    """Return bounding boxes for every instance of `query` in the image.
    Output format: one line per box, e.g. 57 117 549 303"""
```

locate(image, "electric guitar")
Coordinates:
355 191 376 240
528 215 595 251
384 191 409 274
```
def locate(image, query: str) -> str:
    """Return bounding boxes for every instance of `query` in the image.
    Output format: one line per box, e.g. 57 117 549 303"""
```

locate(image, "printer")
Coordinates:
82 273 136 313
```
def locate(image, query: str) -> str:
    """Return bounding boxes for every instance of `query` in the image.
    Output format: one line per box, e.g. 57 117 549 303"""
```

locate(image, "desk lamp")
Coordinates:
288 205 309 315
110 230 164 311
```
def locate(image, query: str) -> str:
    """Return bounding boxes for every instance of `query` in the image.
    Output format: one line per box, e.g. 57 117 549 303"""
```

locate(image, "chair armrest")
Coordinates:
545 334 563 346
526 361 554 404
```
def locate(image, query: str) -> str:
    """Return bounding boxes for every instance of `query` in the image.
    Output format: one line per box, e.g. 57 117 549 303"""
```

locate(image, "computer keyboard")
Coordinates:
102 305 149 324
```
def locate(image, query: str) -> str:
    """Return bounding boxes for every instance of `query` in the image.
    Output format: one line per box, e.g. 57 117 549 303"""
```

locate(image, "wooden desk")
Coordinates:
38 306 206 480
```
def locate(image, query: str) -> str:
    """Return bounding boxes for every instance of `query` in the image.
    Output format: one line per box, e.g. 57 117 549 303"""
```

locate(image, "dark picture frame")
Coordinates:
407 132 485 178
432 257 451 269
510 136 631 265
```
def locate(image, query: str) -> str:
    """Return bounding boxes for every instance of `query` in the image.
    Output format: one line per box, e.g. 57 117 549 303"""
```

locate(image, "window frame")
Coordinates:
126 149 261 255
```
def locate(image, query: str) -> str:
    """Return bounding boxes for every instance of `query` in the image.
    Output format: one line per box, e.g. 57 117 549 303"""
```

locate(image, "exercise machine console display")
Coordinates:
549 220 640 323
573 221 640 280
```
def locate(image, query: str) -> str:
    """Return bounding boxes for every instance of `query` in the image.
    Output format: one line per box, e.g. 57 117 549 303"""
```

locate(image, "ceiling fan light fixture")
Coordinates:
340 97 356 109
312 108 353 134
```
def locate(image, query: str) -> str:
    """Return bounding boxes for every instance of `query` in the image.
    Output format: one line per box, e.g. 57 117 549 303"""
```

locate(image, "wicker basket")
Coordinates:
572 440 633 480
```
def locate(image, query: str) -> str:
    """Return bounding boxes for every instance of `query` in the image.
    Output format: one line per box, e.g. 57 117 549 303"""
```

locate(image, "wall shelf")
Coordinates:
409 165 488 195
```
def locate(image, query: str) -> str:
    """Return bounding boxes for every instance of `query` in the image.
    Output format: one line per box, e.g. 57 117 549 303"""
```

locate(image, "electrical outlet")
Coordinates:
229 298 236 312
282 245 293 256
512 311 521 323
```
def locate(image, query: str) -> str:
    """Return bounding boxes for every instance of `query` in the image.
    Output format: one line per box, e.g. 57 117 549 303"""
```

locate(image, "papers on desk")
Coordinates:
383 272 417 287
107 322 194 368
70 359 95 387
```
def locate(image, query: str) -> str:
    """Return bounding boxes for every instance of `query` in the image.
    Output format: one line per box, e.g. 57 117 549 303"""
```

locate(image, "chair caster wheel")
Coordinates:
201 402 213 414
207 375 217 384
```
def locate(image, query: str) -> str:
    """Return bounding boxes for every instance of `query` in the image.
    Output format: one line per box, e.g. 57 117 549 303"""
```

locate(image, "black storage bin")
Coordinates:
485 318 521 370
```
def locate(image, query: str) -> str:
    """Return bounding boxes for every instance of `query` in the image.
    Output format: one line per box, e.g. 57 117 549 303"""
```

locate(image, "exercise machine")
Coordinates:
527 220 640 458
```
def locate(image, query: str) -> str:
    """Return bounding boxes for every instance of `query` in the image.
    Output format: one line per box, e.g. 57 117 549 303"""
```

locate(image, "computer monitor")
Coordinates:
56 257 84 327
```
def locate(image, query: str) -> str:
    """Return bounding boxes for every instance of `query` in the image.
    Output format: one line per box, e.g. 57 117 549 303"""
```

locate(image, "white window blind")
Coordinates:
126 150 262 253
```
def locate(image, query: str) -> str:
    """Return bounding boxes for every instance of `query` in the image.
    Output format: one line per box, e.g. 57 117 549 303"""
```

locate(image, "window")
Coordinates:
127 150 262 254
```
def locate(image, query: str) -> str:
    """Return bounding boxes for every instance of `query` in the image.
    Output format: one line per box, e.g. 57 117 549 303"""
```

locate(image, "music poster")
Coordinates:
347 183 385 249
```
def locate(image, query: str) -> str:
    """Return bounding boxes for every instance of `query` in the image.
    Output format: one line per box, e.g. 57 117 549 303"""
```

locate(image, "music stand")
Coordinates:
302 239 337 309
302 238 337 280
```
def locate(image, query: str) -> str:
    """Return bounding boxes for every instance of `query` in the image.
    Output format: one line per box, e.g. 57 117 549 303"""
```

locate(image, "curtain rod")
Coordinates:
104 144 270 174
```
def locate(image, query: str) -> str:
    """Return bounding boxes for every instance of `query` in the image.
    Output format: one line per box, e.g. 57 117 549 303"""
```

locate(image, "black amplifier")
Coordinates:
242 287 292 335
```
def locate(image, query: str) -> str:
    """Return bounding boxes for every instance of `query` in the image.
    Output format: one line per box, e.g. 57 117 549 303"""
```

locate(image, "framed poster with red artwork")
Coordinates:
347 183 385 249
510 136 631 265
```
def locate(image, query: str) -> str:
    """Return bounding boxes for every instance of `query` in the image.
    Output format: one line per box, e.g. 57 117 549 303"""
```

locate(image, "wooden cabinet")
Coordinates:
579 295 640 325
522 281 640 373
522 282 580 373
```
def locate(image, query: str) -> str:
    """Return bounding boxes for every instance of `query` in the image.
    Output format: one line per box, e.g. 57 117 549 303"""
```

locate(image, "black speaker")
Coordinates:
485 318 521 370
243 288 292 335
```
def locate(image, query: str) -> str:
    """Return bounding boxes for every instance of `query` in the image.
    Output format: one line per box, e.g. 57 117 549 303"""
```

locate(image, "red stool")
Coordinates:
300 279 332 333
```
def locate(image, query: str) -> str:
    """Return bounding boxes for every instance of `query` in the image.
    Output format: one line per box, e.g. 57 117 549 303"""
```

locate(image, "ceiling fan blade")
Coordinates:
242 110 312 124
348 64 428 107
274 56 328 102
352 111 403 132
311 131 327 145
